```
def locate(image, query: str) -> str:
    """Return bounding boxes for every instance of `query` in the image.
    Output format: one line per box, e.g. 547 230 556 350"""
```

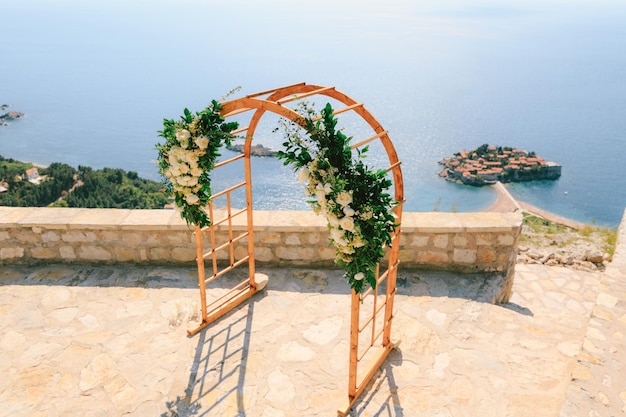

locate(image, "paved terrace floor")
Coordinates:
2 254 625 417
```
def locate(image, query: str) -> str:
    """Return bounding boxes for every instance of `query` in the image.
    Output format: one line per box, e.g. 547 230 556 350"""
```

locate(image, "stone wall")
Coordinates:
0 206 522 270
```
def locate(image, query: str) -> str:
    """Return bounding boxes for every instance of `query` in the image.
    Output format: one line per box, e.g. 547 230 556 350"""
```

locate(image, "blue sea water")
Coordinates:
1 0 625 226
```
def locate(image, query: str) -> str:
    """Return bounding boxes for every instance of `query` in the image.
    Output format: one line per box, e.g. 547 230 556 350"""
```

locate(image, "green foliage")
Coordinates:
0 155 169 209
66 167 169 209
156 100 238 228
475 143 490 156
277 103 398 293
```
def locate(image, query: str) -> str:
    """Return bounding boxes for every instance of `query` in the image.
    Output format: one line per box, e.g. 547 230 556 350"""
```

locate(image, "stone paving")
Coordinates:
559 218 626 417
2 253 624 417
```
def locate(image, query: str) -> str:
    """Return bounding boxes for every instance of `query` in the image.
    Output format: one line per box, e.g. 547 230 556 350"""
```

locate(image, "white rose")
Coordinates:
190 167 203 177
176 129 191 141
185 193 200 205
333 235 348 247
316 190 326 205
168 166 181 178
340 245 355 254
194 136 209 149
343 205 355 217
183 150 196 164
336 191 352 207
179 163 190 174
339 216 356 233
352 235 366 248
186 176 198 187
298 167 310 183
340 254 353 263
354 272 365 281
328 214 340 227
176 129 191 147
324 183 332 194
330 227 344 242
177 175 192 186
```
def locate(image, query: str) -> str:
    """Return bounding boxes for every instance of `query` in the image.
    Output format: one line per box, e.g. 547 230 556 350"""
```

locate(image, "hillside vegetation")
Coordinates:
0 155 168 209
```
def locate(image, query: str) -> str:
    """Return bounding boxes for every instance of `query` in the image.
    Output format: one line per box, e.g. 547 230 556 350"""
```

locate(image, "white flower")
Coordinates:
354 272 365 281
316 190 326 205
352 235 366 248
176 129 191 147
324 183 332 194
328 214 340 227
176 129 191 141
190 167 203 177
186 176 198 187
339 216 356 233
298 167 310 183
185 193 200 205
336 191 352 207
330 227 344 242
166 165 179 178
339 245 355 254
333 234 348 247
340 253 353 263
343 205 355 217
177 175 193 186
179 163 190 174
359 209 373 220
194 136 209 149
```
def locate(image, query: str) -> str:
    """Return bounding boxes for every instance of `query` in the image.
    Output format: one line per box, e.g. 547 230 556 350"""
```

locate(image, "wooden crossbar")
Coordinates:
214 155 245 170
386 161 402 173
210 181 246 199
350 130 388 150
204 208 247 229
358 301 386 334
245 82 306 99
311 103 364 121
222 107 253 117
203 233 249 261
231 126 249 135
276 86 336 104
204 257 249 284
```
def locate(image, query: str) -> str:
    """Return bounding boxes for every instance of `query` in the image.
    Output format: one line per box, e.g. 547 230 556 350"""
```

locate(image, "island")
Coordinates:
226 143 277 157
0 104 25 126
438 144 561 186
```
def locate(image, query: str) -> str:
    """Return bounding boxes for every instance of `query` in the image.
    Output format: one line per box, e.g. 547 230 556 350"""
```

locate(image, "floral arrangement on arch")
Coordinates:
277 103 398 293
156 100 238 228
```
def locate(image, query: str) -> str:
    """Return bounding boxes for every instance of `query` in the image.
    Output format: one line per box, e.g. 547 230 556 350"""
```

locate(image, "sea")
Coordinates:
1 0 625 227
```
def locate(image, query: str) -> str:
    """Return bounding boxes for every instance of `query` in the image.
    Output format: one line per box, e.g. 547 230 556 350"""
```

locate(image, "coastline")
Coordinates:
483 182 586 229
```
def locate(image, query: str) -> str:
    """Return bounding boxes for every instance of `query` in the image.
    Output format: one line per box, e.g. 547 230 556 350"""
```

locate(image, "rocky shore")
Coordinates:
0 104 25 126
486 182 615 272
516 225 611 271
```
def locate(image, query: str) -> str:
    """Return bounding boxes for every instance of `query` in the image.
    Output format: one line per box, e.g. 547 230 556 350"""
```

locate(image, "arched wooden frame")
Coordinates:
187 82 404 415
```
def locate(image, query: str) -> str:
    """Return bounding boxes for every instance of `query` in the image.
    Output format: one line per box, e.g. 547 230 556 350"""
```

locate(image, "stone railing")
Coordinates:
0 207 522 269
1 207 522 301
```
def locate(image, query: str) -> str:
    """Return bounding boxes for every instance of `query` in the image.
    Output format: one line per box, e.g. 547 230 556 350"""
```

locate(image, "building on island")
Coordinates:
439 144 561 186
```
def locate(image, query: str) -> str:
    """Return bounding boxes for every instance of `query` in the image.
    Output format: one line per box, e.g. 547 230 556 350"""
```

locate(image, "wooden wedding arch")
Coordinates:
187 82 404 415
